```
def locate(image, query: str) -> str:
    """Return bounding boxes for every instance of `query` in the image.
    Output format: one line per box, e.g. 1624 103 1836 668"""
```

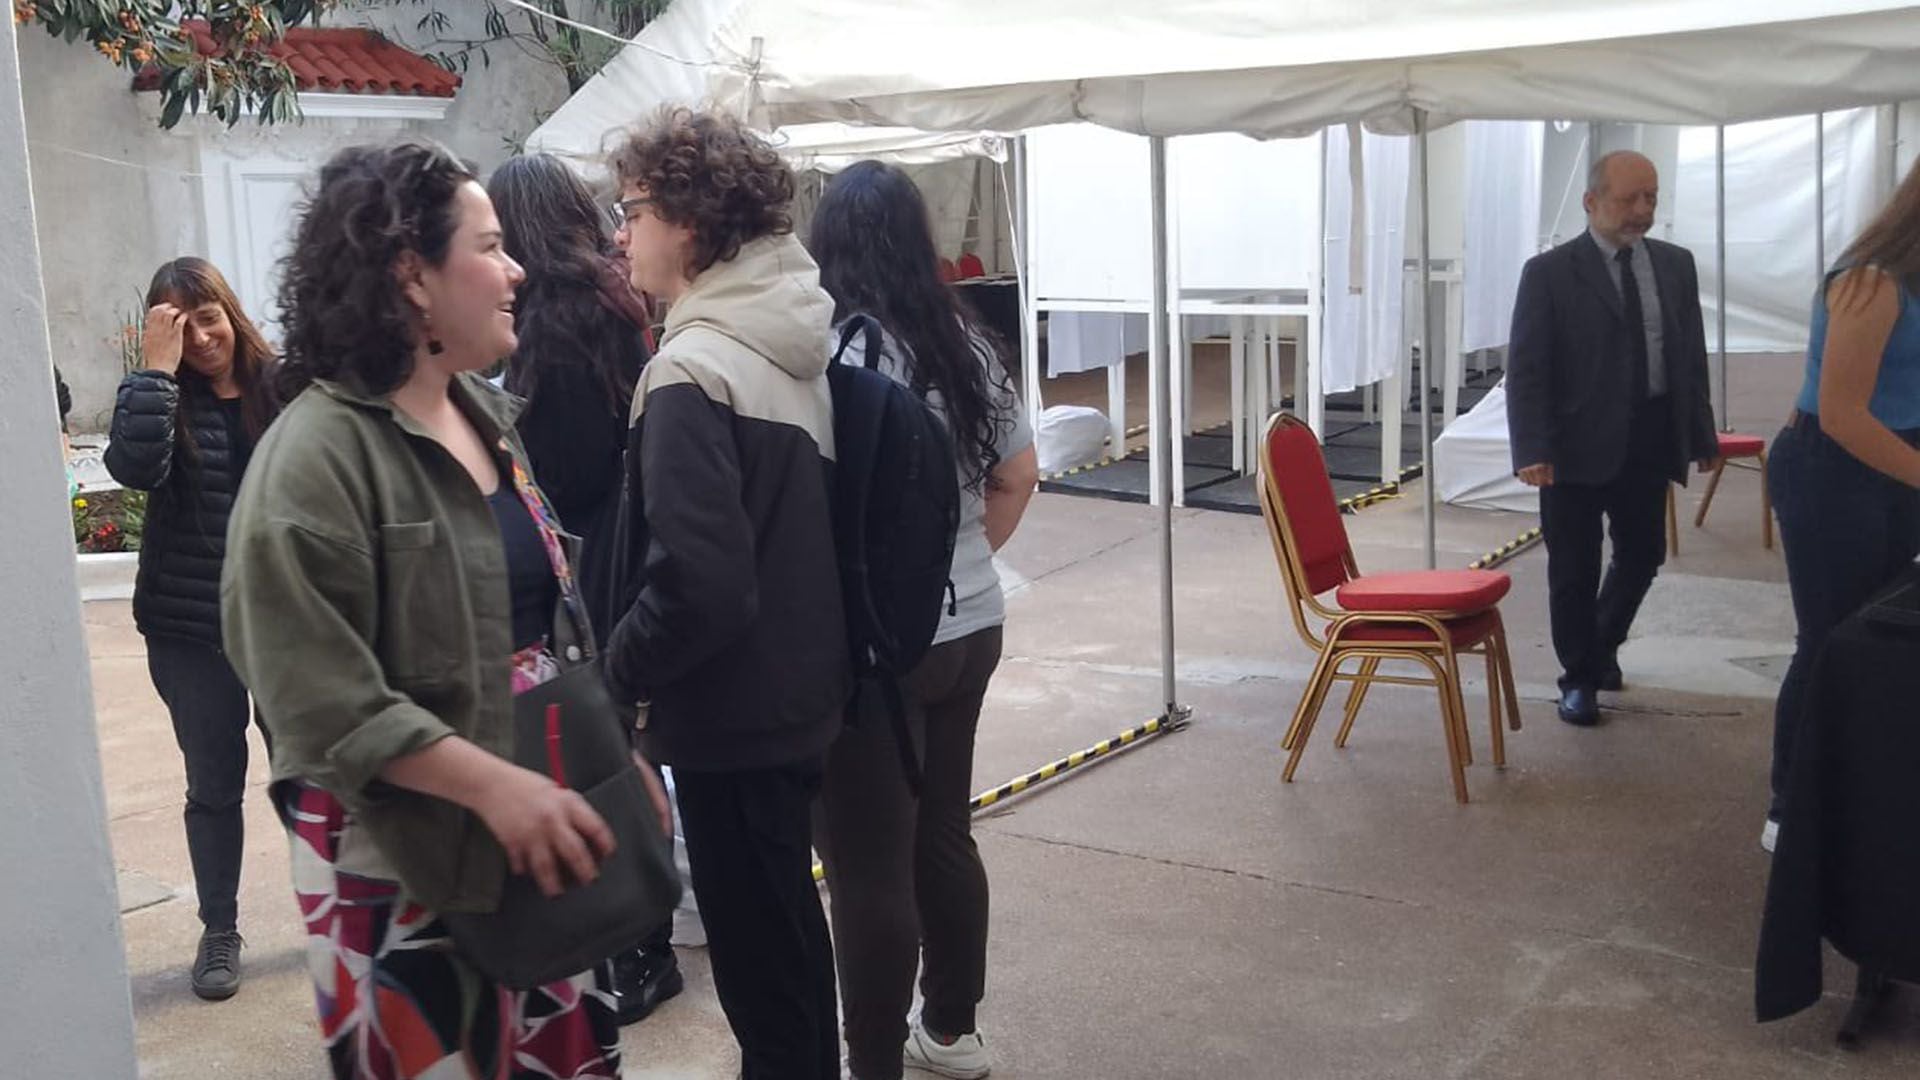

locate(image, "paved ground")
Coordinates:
95 352 1920 1077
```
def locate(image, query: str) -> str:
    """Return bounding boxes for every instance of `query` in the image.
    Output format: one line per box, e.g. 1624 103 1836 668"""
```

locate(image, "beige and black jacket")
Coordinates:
604 232 851 772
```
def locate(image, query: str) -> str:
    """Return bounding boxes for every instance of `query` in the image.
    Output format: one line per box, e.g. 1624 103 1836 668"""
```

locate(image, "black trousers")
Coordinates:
815 627 1003 1080
145 634 267 932
1538 400 1673 693
674 759 838 1080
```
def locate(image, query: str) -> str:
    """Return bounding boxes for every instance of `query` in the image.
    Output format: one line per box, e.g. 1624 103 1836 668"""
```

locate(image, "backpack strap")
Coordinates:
833 314 888 373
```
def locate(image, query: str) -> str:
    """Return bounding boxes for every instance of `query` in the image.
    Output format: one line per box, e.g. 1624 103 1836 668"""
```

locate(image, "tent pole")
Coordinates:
1816 113 1827 280
1416 110 1436 570
1149 135 1178 716
1716 125 1729 432
1010 137 1042 440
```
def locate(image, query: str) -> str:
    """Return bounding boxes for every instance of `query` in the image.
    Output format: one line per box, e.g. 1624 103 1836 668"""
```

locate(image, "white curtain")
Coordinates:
1322 125 1411 394
1671 109 1881 352
1462 121 1544 353
1045 312 1235 376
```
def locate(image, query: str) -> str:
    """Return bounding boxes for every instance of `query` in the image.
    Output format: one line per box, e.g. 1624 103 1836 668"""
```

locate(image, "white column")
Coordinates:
1106 357 1127 459
0 18 139 1076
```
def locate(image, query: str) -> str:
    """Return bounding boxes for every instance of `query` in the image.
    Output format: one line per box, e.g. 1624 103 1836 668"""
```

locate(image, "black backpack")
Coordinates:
827 315 962 787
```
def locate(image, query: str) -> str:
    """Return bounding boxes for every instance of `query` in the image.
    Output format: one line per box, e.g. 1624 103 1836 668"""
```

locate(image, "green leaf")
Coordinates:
158 90 186 129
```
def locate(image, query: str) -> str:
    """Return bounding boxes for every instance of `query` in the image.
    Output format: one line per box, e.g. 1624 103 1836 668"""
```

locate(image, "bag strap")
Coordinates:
833 314 888 374
501 440 595 666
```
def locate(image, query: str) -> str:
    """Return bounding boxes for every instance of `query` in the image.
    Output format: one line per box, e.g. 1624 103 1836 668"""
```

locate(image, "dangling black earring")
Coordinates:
427 338 445 356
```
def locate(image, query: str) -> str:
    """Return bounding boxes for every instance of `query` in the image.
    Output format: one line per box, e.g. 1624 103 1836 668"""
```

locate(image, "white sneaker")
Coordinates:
1761 817 1779 854
904 1012 990 1079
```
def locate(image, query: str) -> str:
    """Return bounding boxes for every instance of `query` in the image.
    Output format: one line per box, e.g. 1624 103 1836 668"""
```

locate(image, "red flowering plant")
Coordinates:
73 489 147 553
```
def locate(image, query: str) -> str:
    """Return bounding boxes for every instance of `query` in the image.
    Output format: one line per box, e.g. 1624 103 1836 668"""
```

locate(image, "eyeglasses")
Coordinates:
607 196 655 229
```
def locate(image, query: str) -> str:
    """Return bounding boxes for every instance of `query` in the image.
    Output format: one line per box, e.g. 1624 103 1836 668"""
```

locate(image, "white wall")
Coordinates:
0 18 139 1076
22 5 577 430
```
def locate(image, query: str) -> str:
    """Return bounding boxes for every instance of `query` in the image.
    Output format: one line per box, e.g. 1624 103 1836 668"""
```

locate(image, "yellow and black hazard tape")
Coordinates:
971 707 1189 811
812 706 1192 882
1338 463 1424 515
1468 526 1543 570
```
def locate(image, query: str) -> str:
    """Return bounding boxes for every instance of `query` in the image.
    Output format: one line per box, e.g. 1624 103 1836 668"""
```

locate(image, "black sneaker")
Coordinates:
612 945 683 1026
191 929 243 1001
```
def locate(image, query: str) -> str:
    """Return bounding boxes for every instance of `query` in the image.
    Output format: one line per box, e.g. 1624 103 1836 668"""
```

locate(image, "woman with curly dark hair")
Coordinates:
104 256 281 1002
487 152 685 1026
223 141 661 1079
808 160 1037 1080
600 107 848 1079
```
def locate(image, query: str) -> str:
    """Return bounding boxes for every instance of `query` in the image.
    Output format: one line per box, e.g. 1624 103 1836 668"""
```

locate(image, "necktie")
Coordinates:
1616 246 1650 401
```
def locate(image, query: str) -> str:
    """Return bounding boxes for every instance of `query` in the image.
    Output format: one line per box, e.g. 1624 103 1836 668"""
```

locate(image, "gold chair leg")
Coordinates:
1283 649 1342 782
1414 653 1471 804
1665 485 1679 557
1758 449 1773 550
1693 459 1726 528
1334 656 1380 748
1443 638 1474 764
1282 647 1335 751
1484 645 1507 768
1495 621 1523 733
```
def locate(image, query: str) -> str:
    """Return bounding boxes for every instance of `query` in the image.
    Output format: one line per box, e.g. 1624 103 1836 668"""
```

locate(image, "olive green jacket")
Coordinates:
221 373 531 913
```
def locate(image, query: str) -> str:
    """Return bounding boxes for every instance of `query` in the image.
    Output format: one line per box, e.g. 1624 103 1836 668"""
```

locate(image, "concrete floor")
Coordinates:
94 352 1920 1078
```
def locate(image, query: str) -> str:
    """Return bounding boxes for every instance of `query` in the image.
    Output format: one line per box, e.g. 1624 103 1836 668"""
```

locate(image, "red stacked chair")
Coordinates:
1257 413 1522 802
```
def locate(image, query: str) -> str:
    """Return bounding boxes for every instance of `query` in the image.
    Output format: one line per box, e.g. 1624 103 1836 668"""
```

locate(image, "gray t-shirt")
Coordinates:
836 322 1033 645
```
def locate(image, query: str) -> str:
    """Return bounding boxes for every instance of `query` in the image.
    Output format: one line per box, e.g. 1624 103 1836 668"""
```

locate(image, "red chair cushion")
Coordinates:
1335 569 1511 614
1715 432 1765 457
1263 418 1353 596
1326 609 1501 647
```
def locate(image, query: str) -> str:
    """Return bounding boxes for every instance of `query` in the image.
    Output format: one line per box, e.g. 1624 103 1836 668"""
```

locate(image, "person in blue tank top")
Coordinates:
1764 163 1920 854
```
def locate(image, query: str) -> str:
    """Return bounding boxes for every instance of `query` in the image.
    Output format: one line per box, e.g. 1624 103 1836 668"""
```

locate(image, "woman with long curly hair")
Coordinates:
807 159 1037 1080
223 141 664 1079
104 256 281 1002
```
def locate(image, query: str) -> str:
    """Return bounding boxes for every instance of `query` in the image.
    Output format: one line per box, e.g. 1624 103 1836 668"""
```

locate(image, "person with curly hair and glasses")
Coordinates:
223 141 665 1079
600 107 848 1079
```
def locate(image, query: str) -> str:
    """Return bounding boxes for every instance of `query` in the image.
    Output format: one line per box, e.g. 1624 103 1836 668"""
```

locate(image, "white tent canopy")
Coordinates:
524 0 1002 176
694 0 1920 719
710 1 1920 137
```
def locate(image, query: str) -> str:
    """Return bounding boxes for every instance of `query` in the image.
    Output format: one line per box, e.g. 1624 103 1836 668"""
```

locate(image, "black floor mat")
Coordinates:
1184 474 1381 516
1039 458 1238 505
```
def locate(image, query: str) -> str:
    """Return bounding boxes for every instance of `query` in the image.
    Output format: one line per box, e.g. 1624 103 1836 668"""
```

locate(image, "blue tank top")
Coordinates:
1795 266 1920 430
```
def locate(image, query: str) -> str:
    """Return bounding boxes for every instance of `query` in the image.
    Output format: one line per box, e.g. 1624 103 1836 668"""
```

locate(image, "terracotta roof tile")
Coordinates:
133 23 460 99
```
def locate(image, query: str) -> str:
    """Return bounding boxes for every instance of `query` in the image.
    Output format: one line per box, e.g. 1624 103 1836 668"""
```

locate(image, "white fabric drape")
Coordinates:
1045 312 1235 376
1462 121 1545 352
1672 108 1881 352
1322 126 1411 394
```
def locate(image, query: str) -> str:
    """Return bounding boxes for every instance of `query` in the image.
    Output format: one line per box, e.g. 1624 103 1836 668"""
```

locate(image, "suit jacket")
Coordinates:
1506 232 1717 486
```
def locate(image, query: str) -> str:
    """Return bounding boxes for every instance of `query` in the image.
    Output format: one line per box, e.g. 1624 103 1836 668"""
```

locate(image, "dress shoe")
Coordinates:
1556 686 1600 727
1598 666 1624 692
612 945 683 1026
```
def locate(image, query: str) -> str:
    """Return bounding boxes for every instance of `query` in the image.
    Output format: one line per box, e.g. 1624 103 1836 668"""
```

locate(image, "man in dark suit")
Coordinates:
1507 150 1719 727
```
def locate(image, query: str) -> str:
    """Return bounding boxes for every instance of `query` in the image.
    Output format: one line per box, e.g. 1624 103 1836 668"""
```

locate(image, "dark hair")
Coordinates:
487 153 647 414
276 142 475 398
1840 155 1920 289
610 106 795 275
809 160 1011 491
145 257 280 443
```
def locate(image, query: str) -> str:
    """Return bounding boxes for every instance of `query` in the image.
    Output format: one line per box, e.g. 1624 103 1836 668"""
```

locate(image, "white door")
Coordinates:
201 152 308 346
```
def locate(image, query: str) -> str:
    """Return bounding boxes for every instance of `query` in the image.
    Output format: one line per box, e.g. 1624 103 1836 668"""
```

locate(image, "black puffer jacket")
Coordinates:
104 371 253 648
